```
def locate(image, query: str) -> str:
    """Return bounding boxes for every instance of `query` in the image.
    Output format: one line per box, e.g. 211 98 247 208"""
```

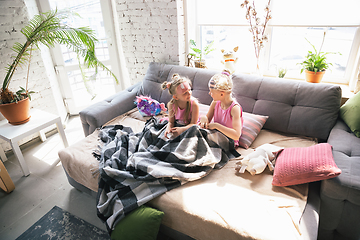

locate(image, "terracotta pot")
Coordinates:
305 70 325 83
0 97 31 125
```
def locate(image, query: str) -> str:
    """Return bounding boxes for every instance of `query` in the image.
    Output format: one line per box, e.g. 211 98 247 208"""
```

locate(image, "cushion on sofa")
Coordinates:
272 143 341 186
111 205 164 240
339 91 360 138
240 112 269 149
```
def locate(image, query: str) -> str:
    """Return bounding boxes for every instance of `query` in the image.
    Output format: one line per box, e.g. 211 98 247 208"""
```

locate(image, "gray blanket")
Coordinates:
95 118 239 233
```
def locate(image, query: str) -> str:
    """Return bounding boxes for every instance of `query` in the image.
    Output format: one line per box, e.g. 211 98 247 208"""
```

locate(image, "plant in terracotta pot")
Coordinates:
188 39 215 68
0 9 117 125
298 32 340 83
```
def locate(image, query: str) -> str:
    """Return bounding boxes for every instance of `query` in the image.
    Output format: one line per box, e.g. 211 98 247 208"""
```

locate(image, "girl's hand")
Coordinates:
170 127 185 137
207 122 218 130
199 116 209 128
164 126 172 139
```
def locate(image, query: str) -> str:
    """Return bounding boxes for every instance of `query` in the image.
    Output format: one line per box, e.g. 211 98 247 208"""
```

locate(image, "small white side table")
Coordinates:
0 109 69 176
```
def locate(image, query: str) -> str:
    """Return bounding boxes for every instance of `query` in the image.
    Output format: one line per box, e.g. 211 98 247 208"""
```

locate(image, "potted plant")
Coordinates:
278 67 287 78
0 9 117 125
298 32 339 83
188 39 215 68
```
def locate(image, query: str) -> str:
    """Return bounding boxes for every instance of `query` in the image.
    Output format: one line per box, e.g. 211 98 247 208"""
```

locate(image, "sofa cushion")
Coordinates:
272 143 341 186
240 112 269 149
138 62 217 106
232 74 341 141
111 205 164 240
339 91 360 137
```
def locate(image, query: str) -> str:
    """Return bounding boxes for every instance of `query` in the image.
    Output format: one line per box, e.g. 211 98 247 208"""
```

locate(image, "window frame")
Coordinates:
185 0 360 89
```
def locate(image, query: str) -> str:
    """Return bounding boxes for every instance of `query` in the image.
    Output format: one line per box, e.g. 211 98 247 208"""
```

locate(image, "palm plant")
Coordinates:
0 9 118 104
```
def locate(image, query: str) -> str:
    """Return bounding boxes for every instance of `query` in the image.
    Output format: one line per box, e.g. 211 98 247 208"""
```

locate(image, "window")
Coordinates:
269 27 357 81
39 0 123 114
186 0 360 86
197 26 256 73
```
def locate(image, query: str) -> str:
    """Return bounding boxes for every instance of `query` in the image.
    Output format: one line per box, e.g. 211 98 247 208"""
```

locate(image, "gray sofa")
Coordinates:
65 62 348 239
318 118 360 240
80 62 340 141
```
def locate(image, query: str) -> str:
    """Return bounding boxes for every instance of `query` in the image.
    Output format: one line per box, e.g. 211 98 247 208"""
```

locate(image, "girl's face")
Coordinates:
209 88 222 101
174 81 192 102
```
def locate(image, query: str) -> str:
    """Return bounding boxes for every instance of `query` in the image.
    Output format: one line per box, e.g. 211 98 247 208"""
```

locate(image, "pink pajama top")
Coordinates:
213 100 243 146
174 98 195 125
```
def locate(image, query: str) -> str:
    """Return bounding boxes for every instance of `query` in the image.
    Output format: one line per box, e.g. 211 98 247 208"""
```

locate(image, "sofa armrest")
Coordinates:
79 82 141 136
318 118 360 239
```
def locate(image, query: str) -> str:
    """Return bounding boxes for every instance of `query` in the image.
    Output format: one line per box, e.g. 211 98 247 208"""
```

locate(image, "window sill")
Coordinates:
331 83 355 105
261 73 354 105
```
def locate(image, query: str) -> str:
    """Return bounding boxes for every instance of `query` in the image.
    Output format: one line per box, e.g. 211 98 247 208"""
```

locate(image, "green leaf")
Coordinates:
299 33 340 74
188 39 215 61
2 8 118 100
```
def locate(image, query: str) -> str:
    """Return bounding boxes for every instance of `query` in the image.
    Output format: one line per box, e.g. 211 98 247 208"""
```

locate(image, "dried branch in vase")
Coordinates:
240 0 272 72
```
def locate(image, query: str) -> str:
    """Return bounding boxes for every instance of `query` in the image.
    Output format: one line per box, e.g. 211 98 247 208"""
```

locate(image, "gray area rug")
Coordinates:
16 206 109 240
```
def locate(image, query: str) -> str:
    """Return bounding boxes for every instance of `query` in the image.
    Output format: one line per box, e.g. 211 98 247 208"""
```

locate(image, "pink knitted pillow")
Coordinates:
272 143 341 187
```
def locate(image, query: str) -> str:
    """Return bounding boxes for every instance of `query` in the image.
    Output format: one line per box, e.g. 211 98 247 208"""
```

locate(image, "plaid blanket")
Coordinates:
95 117 239 233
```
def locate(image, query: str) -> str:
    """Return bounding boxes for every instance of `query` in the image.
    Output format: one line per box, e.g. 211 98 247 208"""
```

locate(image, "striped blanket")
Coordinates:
94 117 239 233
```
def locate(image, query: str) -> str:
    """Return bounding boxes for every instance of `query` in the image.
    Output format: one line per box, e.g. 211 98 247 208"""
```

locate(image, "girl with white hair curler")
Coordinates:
199 69 243 146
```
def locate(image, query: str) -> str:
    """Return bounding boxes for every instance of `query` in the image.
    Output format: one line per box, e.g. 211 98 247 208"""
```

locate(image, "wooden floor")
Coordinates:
0 115 106 240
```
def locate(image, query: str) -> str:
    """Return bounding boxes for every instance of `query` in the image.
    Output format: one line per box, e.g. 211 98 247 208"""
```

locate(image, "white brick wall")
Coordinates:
0 0 59 152
114 0 185 85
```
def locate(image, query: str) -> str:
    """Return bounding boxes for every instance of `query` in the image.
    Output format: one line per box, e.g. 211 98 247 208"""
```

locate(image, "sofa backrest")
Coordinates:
138 62 342 141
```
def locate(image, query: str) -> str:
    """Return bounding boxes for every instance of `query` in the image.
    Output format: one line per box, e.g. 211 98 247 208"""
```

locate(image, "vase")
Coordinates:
255 63 262 76
254 57 263 76
0 97 31 125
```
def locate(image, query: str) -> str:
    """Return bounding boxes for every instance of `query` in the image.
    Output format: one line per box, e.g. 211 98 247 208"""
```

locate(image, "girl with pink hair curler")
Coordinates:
161 73 199 139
